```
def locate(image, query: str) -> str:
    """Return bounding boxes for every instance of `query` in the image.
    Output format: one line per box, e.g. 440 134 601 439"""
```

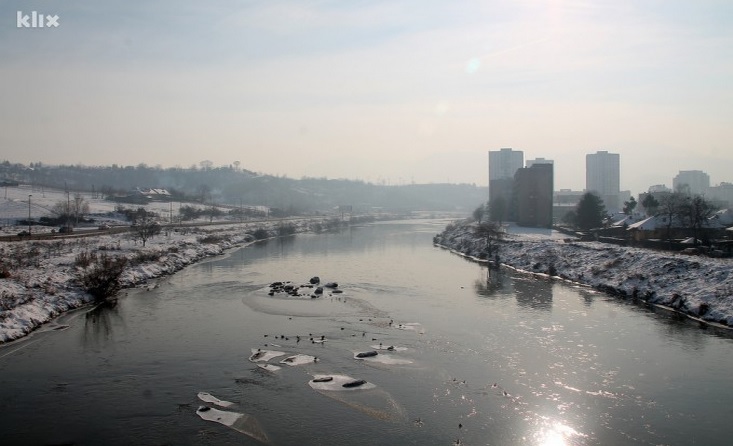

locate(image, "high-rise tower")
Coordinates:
586 151 620 213
488 148 524 221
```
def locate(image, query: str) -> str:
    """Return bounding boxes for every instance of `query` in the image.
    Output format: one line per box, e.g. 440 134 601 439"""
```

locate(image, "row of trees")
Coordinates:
650 191 718 242
475 188 719 243
564 190 718 241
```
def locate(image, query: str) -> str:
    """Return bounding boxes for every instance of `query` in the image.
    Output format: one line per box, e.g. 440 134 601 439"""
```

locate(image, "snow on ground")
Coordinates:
0 218 333 343
0 184 244 236
1 185 428 344
434 220 733 327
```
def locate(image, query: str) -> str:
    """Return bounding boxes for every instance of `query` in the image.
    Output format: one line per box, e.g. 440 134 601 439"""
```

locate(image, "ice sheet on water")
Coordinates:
358 353 413 365
196 406 269 443
308 374 376 391
249 348 286 362
394 322 423 332
307 374 406 422
279 354 317 366
197 392 234 408
257 363 282 372
371 344 408 352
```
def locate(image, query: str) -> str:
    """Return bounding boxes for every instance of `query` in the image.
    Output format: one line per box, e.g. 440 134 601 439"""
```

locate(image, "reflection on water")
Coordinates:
83 300 122 346
515 276 553 310
1 220 732 446
474 267 511 298
474 268 553 310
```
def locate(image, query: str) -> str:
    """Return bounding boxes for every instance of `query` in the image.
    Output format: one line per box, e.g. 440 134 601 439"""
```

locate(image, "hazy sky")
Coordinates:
2 0 732 194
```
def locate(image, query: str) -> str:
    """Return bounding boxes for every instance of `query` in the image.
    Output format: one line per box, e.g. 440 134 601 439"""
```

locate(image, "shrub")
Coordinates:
130 250 162 265
0 262 10 279
77 254 128 301
198 235 224 244
74 250 97 268
277 224 296 236
252 228 270 240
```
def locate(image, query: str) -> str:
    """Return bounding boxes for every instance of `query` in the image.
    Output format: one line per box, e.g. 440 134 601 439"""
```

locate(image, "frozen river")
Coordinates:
1 220 731 445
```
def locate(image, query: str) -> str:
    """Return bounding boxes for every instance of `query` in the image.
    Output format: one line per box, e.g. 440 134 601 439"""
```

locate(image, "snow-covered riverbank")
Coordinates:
434 220 733 328
0 218 343 343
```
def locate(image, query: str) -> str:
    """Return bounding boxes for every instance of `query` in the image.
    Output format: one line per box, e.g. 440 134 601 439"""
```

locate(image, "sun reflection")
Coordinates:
534 420 584 446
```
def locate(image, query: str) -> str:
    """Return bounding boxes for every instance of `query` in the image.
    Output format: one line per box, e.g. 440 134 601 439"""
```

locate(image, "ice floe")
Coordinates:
279 354 317 366
249 348 286 363
197 391 234 408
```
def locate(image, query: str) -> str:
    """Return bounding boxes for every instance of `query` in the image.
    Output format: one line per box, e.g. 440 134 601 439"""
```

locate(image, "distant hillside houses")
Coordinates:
108 187 172 204
623 209 733 241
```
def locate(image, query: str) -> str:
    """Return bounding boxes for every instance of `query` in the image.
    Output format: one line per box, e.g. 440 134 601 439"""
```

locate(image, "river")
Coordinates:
1 220 731 445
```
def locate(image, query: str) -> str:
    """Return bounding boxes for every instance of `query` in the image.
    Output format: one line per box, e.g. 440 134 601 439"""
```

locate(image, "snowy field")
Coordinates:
5 188 731 344
1 185 349 343
1 184 243 235
435 220 733 328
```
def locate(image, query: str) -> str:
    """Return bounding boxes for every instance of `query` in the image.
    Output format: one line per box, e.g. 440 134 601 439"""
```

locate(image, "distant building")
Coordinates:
586 150 620 213
488 148 523 221
553 189 584 223
488 148 524 182
526 158 554 168
708 182 733 209
619 190 632 209
108 187 172 204
673 170 710 195
514 163 553 228
648 184 672 193
134 188 172 201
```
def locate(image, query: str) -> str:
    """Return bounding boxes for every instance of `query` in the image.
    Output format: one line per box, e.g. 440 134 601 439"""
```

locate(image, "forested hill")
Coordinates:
0 161 486 213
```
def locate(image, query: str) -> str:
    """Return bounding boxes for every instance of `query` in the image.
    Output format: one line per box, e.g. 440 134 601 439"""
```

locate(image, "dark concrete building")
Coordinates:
488 148 523 222
514 163 553 228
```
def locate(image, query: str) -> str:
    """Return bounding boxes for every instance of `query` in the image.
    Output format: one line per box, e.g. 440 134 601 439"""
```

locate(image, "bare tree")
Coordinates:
473 204 486 224
53 193 89 227
77 253 128 302
622 196 637 215
197 184 211 204
131 208 161 247
474 221 504 258
641 194 659 216
488 196 507 225
680 195 717 245
658 191 689 242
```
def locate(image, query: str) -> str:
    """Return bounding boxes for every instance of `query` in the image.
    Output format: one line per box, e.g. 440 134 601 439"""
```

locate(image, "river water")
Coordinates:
1 220 731 445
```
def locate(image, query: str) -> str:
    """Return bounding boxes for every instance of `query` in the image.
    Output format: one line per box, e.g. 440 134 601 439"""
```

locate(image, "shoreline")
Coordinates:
0 216 373 344
434 219 733 329
434 242 733 333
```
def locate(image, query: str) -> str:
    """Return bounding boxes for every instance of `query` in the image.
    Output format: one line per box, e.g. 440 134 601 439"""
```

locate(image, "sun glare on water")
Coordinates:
533 420 585 446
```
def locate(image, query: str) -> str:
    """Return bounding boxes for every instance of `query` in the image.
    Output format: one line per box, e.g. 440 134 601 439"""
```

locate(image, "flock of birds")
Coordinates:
245 277 521 445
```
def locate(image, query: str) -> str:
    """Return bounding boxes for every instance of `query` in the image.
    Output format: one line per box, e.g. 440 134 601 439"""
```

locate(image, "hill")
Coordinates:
1 161 486 213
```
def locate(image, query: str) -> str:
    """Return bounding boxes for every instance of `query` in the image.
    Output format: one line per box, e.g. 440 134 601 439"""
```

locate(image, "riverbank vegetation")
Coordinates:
435 219 733 328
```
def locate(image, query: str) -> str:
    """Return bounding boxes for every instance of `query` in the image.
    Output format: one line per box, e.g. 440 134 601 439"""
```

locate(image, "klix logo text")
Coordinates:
17 11 60 28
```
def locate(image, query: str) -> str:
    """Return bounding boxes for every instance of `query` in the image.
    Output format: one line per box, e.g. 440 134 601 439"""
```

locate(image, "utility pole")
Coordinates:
28 194 32 235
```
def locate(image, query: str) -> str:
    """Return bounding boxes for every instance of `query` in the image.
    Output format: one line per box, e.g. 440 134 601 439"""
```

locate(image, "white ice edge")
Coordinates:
280 354 317 366
355 352 413 365
249 348 286 362
196 406 244 426
257 363 282 372
371 344 408 351
197 392 235 408
308 374 376 391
